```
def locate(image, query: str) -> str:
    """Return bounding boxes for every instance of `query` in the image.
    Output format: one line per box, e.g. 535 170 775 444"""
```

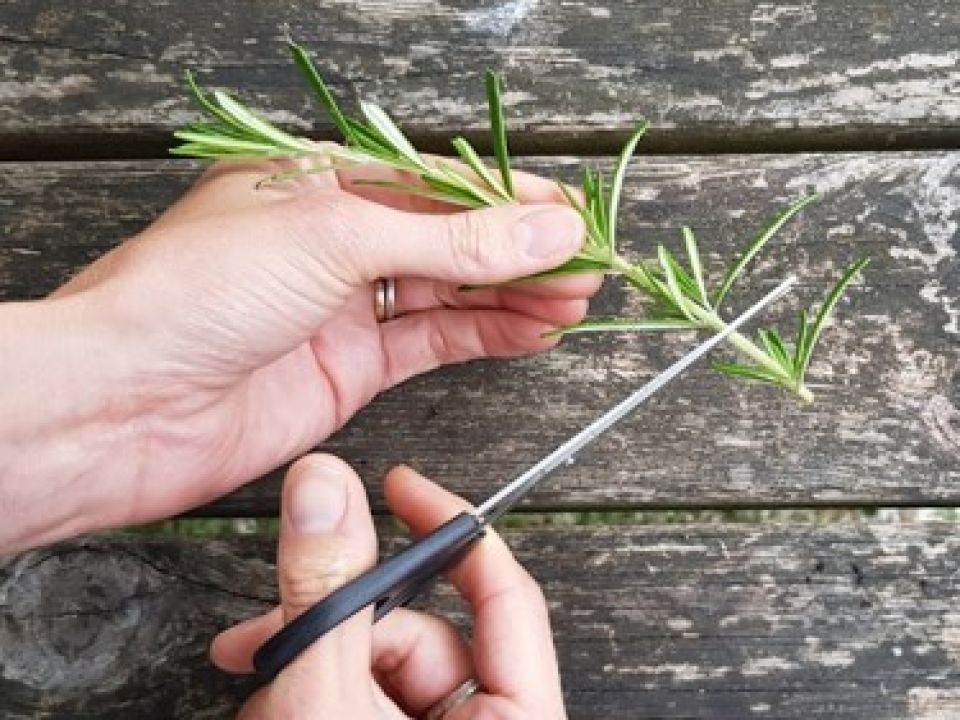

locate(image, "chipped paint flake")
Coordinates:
0 74 92 100
742 656 800 676
920 281 959 335
770 52 814 69
846 51 960 77
463 0 538 36
800 647 856 668
667 617 694 632
691 46 762 70
889 155 959 272
921 394 960 453
909 688 960 718
631 543 709 554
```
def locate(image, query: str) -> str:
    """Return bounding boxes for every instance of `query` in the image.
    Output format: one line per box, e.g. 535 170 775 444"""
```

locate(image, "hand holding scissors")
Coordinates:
252 276 797 685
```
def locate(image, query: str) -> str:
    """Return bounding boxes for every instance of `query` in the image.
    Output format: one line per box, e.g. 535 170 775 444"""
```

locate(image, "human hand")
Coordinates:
1 156 599 550
211 454 566 719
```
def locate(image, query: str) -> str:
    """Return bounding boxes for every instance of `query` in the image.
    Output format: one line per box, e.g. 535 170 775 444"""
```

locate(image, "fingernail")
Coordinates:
513 207 584 259
289 471 347 534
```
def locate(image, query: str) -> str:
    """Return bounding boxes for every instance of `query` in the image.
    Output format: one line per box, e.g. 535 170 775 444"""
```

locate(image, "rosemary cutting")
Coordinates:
172 41 868 403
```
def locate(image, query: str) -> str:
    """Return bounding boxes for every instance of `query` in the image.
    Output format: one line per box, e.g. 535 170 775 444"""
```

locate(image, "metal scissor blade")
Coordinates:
476 275 797 525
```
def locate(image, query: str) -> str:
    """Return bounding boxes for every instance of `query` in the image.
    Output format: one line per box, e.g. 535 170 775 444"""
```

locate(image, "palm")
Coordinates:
224 288 390 483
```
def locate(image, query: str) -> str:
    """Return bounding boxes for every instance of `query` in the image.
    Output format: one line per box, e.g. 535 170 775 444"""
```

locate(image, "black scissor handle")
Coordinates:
253 511 484 684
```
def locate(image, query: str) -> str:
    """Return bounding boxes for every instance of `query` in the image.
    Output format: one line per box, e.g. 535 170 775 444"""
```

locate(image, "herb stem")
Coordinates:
173 52 861 404
614 257 813 402
690 304 812 403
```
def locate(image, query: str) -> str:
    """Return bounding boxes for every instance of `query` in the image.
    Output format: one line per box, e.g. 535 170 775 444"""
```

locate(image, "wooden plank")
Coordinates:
0 1 958 154
1 154 956 511
2 523 960 718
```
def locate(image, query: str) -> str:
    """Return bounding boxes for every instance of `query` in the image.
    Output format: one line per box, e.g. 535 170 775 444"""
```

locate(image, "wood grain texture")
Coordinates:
0 153 956 511
3 524 960 719
0 1 958 152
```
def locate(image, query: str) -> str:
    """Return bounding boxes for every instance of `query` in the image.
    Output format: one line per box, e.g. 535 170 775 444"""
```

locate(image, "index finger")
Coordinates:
383 466 565 709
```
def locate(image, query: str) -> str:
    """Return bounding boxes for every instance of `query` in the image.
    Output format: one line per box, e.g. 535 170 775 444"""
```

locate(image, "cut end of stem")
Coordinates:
796 383 815 404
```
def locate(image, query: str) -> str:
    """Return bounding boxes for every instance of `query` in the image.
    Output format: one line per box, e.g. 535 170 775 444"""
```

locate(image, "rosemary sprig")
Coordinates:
172 41 868 403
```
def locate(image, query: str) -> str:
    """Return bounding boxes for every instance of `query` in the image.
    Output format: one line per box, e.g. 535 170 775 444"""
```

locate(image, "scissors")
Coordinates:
253 275 797 683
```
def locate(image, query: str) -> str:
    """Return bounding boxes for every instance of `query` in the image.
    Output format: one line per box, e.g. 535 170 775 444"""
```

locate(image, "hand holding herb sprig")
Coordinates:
173 41 868 403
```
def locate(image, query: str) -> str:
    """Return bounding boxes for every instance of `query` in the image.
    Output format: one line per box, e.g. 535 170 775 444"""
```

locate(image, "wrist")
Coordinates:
0 292 147 552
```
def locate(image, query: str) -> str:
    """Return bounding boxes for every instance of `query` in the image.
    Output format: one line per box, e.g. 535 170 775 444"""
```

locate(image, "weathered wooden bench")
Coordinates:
1 2 958 718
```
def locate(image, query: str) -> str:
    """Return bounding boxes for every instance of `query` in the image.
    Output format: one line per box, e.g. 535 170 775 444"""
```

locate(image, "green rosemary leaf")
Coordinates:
796 257 870 382
183 71 245 132
557 180 605 249
485 70 514 199
213 91 312 153
607 123 648 253
548 317 700 337
557 180 586 213
288 41 355 143
350 114 401 158
424 176 492 207
342 117 395 156
647 273 681 312
425 173 496 207
758 328 793 373
595 172 608 244
583 167 610 248
359 102 427 169
450 137 511 201
520 257 613 282
172 145 275 158
712 362 786 385
621 261 664 299
313 143 377 166
430 161 503 206
581 166 596 195
172 130 287 156
663 249 702 299
713 194 819 310
657 245 695 320
170 144 241 158
582 167 598 222
181 121 252 141
682 226 710 308
465 256 612 291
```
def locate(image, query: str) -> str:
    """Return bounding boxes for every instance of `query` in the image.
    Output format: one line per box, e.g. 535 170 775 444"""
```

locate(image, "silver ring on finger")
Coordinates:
424 678 482 720
374 277 398 323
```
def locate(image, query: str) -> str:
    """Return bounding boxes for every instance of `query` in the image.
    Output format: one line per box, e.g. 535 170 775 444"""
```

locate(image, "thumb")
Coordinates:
275 453 378 681
296 193 586 285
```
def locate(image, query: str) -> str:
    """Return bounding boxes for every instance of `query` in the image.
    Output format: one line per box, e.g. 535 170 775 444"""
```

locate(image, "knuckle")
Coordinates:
281 548 357 613
445 211 495 275
427 323 457 364
279 193 365 286
516 569 548 607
